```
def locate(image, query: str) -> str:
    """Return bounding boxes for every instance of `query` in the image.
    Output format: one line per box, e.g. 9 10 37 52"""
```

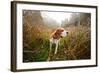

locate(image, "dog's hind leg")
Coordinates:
50 42 52 52
47 42 52 61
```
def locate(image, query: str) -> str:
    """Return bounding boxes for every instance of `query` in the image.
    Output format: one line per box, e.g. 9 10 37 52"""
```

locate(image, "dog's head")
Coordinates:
53 28 68 39
58 28 68 37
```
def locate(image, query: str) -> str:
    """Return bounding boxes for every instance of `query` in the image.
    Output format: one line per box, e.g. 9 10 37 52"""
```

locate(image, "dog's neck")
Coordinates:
52 34 61 40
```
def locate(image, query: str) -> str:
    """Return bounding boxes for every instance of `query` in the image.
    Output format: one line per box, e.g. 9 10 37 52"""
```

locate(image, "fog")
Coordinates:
41 11 72 26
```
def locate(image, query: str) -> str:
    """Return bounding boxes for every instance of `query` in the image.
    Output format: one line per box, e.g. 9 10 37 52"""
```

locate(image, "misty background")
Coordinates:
23 10 90 29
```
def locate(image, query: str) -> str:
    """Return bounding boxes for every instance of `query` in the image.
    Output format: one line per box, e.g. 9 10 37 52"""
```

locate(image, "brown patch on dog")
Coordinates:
51 28 64 39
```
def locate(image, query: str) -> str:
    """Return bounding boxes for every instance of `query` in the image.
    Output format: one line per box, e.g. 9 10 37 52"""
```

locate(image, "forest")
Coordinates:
23 10 91 62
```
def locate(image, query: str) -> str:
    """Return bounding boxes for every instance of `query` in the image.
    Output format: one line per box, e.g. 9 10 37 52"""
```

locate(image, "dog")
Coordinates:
49 28 68 54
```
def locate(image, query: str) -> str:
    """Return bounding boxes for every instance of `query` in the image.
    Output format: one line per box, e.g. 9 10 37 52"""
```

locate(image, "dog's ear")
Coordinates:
55 29 61 35
51 29 59 39
55 29 63 38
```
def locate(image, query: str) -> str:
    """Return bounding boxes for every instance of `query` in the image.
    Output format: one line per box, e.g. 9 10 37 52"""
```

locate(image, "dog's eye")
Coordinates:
66 32 68 34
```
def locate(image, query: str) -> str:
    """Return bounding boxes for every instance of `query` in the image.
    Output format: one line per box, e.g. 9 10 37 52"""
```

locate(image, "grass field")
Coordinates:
23 23 91 62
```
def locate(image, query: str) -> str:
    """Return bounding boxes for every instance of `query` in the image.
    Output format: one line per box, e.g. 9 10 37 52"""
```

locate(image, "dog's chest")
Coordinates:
50 38 60 44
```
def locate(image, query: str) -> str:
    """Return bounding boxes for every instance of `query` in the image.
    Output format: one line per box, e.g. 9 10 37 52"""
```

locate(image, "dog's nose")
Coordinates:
66 32 68 34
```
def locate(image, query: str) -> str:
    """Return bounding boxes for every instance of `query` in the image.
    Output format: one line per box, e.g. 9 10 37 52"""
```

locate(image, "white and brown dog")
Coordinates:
49 28 68 54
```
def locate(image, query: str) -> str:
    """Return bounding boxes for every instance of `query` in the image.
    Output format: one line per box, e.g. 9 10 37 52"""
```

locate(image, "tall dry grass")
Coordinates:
23 22 91 62
63 26 91 60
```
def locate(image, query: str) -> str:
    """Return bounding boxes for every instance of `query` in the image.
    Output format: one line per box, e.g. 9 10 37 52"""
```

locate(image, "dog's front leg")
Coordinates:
55 42 58 54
